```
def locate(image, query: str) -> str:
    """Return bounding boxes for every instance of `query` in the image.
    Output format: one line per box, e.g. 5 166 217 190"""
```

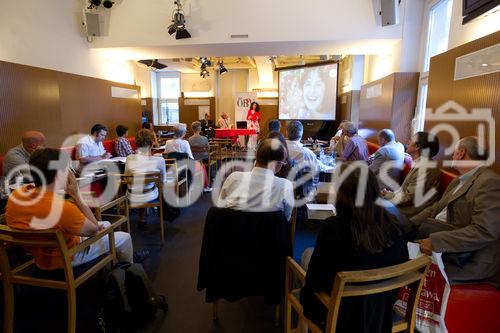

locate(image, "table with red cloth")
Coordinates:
215 128 257 144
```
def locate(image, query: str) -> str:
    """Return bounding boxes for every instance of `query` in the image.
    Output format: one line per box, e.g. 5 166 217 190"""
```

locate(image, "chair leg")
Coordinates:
212 301 218 321
67 288 77 333
275 304 280 327
285 298 292 333
3 280 14 333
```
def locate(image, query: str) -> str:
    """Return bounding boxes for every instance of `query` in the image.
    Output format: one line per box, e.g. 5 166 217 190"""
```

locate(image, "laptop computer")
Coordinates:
236 121 247 129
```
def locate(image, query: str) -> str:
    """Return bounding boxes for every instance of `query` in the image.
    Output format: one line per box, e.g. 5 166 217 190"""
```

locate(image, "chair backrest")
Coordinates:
120 172 161 187
400 153 413 183
0 224 71 277
102 139 116 156
439 169 458 198
129 136 137 150
164 151 189 161
366 141 380 155
197 207 292 304
324 255 431 333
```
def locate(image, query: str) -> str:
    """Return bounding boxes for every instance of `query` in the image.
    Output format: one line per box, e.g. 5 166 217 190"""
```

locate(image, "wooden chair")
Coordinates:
164 158 189 205
119 172 165 243
285 255 431 333
190 145 218 181
0 213 127 333
210 138 237 163
94 195 130 233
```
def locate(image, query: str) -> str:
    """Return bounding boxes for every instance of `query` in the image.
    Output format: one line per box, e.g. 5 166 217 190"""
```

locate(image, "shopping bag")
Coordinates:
394 242 450 333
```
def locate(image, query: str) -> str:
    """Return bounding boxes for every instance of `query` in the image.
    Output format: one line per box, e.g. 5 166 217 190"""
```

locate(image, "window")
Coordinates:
414 0 453 132
156 73 180 125
423 0 453 72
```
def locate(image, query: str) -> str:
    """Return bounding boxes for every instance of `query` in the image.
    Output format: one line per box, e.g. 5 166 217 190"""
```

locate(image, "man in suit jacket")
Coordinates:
412 137 500 285
383 132 441 218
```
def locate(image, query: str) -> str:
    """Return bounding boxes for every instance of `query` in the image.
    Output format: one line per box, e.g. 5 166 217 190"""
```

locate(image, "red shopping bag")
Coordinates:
394 243 450 333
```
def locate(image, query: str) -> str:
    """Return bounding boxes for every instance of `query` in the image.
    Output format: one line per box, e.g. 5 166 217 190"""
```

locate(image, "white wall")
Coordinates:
448 0 500 49
363 41 402 83
0 0 138 84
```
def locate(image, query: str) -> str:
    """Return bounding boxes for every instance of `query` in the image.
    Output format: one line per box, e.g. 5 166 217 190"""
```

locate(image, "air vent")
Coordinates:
230 34 249 38
184 57 193 62
172 58 181 62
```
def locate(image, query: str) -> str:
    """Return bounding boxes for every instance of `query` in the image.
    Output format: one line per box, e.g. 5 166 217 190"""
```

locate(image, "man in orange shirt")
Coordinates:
5 148 133 270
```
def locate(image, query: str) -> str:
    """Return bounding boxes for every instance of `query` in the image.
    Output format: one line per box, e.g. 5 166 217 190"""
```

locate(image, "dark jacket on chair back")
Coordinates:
197 207 292 304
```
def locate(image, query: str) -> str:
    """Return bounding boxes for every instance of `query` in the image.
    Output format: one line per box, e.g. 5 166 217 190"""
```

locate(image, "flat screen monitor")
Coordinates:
279 62 338 121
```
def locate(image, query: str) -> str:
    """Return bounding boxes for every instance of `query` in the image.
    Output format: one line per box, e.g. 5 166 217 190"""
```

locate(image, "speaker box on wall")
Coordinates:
84 12 101 37
380 0 399 26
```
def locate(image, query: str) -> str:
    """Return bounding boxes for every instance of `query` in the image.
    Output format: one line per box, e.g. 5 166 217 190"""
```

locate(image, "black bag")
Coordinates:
98 262 168 332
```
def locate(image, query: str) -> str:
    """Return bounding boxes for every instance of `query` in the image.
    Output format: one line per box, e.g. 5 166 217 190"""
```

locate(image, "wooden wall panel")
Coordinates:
257 100 279 139
359 73 418 143
425 30 500 172
178 97 216 135
359 74 395 142
391 72 419 144
0 60 141 153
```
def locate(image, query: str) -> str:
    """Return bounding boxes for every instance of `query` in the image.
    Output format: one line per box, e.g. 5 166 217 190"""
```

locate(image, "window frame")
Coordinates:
155 72 181 125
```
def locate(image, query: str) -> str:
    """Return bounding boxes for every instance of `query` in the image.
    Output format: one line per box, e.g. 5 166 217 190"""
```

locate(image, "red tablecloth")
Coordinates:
215 128 256 138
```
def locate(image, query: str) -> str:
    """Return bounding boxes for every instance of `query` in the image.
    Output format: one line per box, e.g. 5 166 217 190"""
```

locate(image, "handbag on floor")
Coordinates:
98 262 168 332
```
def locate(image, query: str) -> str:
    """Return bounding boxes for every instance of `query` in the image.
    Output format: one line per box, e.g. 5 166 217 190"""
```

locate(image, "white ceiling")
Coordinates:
91 0 405 60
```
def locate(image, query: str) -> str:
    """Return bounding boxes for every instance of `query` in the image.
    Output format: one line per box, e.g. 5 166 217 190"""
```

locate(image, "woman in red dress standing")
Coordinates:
246 102 260 149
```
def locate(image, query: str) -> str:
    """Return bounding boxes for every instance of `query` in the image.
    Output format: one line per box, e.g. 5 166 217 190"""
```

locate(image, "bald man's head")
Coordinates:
21 131 46 153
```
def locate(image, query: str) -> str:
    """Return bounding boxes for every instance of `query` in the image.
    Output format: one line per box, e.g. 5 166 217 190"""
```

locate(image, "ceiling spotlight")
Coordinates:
200 57 212 67
103 0 113 8
138 59 168 70
200 68 210 78
218 61 228 75
168 1 191 40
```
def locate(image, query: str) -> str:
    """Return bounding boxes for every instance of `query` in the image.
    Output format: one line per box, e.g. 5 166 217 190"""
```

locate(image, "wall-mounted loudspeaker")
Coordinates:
83 11 108 37
380 0 399 26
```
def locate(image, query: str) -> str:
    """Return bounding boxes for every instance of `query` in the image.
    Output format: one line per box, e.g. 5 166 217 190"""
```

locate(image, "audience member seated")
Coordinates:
164 123 194 159
142 122 160 147
5 148 133 268
300 166 408 331
114 124 134 157
286 120 319 172
200 113 214 138
188 121 209 161
329 120 349 156
125 129 171 227
340 122 369 161
382 132 441 218
76 124 111 167
267 131 294 179
368 129 405 190
268 119 281 133
2 131 46 181
412 137 500 285
217 112 233 129
217 138 294 221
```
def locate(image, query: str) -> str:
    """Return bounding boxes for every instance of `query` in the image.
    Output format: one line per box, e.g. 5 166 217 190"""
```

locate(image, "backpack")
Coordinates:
98 262 168 332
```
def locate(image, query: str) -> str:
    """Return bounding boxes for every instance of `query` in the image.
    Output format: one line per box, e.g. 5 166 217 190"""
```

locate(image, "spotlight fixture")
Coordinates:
200 68 210 78
138 59 168 70
200 57 212 67
218 60 228 75
88 0 114 9
103 0 113 8
168 1 191 40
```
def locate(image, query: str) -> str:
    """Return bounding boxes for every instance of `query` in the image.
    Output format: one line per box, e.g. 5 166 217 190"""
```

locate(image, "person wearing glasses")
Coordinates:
216 138 294 221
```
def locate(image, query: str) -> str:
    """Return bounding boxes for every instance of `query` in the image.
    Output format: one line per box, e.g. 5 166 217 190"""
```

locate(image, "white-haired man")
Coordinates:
164 123 194 159
412 137 500 286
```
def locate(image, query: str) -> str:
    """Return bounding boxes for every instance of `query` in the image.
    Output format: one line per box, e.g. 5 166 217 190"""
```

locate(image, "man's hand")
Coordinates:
416 238 434 255
381 188 392 197
102 152 112 159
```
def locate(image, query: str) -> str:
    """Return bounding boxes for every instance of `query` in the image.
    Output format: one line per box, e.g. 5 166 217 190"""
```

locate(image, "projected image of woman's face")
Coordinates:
302 70 326 112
